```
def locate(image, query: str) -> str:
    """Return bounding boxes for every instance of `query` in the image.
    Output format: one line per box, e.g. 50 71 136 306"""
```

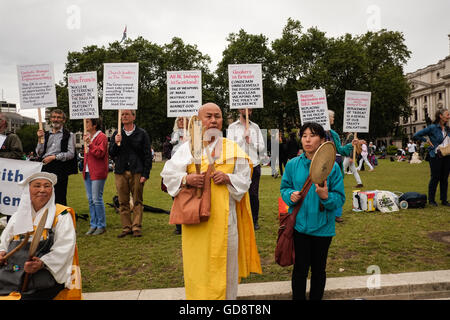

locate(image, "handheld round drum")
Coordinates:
309 141 336 186
188 115 203 198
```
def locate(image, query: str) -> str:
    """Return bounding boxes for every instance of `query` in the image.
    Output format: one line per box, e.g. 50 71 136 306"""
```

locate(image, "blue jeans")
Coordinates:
84 172 106 229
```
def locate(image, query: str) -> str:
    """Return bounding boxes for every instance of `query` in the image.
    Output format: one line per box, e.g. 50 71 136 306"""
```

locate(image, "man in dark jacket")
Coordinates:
109 109 152 238
0 113 24 160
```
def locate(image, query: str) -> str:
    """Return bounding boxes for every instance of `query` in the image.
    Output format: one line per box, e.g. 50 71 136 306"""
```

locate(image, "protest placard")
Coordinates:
68 71 99 119
102 63 139 110
343 90 371 133
228 64 263 109
0 158 43 215
297 89 330 131
167 70 202 117
16 63 57 110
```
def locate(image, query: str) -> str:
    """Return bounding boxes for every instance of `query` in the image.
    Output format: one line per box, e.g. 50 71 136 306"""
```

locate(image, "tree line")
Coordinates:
45 18 411 149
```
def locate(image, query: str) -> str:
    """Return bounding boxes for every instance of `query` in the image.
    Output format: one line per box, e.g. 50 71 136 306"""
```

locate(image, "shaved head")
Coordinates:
198 103 223 131
198 103 221 117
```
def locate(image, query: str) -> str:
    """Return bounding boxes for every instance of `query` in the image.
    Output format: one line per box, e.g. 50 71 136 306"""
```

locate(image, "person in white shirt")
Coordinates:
227 108 266 230
357 140 374 171
406 140 417 161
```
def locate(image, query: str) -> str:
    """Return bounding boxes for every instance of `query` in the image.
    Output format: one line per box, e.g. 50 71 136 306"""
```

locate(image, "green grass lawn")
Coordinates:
60 158 449 292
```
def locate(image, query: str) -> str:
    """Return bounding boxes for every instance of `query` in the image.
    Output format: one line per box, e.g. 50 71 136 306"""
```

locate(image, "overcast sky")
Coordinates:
1 0 449 120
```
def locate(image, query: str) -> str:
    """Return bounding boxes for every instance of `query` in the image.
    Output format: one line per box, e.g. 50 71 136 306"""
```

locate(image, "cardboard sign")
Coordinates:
167 70 202 117
17 64 57 109
228 64 263 109
297 89 330 131
102 63 139 110
68 71 99 119
343 90 371 133
0 158 43 215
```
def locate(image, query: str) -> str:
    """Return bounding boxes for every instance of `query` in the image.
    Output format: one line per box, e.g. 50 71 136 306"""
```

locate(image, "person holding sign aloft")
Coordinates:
109 110 152 238
227 108 265 230
170 116 190 235
326 110 360 223
171 117 190 158
36 110 77 206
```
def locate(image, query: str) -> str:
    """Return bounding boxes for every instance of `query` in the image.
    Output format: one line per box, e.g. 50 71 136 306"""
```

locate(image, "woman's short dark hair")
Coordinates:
300 122 326 139
90 117 103 131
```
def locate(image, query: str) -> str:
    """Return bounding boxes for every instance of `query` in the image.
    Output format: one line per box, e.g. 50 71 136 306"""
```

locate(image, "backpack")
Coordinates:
398 192 427 209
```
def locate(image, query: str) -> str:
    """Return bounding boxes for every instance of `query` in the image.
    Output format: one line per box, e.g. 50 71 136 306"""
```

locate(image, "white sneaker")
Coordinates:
85 227 96 235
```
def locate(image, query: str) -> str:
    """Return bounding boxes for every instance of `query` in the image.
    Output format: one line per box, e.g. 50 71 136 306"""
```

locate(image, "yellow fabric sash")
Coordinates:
182 138 262 300
53 204 82 300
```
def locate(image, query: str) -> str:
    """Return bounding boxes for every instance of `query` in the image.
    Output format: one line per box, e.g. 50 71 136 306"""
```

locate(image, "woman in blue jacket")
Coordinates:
280 122 345 300
413 108 450 207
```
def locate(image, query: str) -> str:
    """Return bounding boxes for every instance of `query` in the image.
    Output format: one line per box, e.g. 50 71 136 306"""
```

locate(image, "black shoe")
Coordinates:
173 228 181 235
441 201 450 207
429 201 438 207
117 230 133 238
254 223 260 230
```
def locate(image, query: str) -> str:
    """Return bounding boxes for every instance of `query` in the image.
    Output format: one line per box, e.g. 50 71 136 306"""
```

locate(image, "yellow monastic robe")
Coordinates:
182 138 262 300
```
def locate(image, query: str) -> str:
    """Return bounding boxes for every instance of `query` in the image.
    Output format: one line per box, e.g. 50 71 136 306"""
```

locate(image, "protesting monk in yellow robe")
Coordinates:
161 136 262 300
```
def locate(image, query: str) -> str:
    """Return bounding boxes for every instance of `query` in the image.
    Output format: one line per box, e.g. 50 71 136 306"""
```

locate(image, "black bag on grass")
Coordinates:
399 192 427 208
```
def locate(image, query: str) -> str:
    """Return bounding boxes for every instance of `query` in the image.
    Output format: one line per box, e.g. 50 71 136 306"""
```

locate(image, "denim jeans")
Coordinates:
84 172 106 229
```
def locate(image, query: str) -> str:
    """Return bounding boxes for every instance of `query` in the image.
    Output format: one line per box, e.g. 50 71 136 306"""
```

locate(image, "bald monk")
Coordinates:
161 103 262 300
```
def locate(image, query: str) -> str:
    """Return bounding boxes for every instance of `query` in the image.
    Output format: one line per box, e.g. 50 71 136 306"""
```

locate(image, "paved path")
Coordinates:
83 269 450 300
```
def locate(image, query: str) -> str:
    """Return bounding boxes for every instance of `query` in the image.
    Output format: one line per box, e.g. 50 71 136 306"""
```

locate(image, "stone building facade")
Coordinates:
402 50 450 140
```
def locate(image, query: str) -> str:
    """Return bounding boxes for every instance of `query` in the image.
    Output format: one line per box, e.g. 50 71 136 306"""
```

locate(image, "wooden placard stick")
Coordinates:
183 117 187 140
83 119 88 154
353 132 358 163
245 108 249 130
37 108 44 144
117 110 122 146
189 116 203 198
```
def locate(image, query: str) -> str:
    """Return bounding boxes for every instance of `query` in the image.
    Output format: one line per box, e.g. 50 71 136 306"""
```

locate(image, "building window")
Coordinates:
437 72 440 78
424 96 427 103
414 110 417 121
414 98 417 105
438 92 442 100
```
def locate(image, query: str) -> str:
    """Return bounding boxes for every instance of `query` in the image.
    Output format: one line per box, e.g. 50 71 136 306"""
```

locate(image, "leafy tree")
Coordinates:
58 37 213 148
16 124 39 154
216 29 277 130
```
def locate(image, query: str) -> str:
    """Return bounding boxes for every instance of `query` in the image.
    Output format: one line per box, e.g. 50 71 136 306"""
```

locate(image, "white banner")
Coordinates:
228 64 263 109
0 159 43 215
102 63 139 110
343 90 371 133
297 89 330 131
167 70 202 117
17 63 57 109
68 71 99 119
